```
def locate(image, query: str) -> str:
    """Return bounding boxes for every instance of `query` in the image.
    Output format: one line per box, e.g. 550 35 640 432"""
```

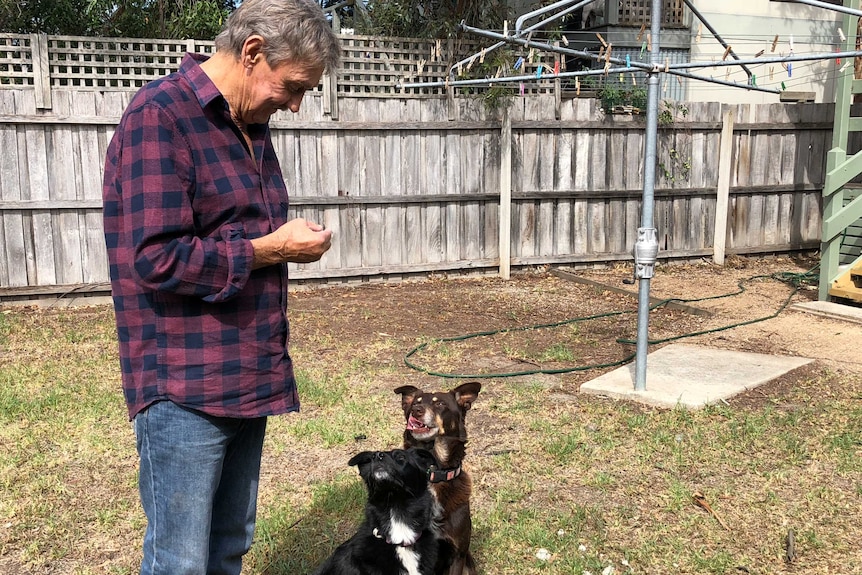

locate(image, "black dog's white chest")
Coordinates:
395 545 422 575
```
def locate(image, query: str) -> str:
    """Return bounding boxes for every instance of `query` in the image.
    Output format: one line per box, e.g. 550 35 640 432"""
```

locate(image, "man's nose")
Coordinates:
285 93 305 113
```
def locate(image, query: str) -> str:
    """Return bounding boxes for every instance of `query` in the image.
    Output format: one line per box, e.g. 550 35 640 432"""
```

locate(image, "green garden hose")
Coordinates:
403 266 820 379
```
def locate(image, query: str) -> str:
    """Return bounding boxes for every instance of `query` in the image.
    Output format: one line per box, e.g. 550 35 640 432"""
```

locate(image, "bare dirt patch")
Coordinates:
287 254 849 394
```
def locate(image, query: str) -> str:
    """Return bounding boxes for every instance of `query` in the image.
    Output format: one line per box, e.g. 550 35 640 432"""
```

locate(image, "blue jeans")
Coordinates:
134 401 268 575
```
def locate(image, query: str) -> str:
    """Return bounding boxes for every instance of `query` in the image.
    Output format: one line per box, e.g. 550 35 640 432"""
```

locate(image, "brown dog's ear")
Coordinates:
394 385 421 412
453 381 481 410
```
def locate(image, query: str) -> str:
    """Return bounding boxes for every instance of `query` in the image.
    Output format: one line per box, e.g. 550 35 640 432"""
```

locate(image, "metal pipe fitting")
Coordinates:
634 227 659 279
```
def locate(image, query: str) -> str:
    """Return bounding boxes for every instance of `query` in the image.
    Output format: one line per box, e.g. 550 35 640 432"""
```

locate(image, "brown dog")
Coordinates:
394 382 481 575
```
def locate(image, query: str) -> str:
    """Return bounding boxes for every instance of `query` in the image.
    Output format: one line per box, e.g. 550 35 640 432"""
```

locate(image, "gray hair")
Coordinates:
214 0 341 71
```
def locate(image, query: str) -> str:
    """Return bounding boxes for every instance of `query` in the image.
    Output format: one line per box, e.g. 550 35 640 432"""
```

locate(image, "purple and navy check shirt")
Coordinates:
103 53 300 420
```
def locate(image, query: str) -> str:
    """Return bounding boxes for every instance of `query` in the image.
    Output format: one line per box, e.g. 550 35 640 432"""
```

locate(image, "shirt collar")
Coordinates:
179 52 225 111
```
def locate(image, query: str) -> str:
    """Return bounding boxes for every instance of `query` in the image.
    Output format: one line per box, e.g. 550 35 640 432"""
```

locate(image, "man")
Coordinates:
101 1 341 573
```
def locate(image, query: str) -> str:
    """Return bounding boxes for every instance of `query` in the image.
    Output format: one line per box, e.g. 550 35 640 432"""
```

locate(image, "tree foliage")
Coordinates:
355 0 511 39
0 0 237 39
0 0 514 41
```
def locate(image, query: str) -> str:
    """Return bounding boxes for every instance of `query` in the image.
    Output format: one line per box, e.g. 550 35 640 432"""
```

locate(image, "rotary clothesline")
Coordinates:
398 0 862 96
397 0 862 391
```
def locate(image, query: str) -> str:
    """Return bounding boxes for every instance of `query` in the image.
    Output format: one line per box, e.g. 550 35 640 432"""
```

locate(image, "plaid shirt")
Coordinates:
103 53 299 420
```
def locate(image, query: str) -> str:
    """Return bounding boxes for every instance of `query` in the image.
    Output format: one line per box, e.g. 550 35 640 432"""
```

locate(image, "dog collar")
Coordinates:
428 465 461 483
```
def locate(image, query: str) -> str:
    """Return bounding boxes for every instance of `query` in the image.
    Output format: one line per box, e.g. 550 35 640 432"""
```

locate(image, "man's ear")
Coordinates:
241 35 265 68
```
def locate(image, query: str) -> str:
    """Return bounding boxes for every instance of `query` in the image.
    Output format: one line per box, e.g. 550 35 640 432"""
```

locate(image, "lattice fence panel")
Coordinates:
618 0 687 28
0 32 562 95
340 35 486 96
340 35 443 95
0 35 33 86
337 35 558 96
46 36 211 88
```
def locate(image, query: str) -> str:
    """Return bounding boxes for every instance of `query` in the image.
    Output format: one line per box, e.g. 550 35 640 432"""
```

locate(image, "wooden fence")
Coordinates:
0 33 833 299
0 90 829 297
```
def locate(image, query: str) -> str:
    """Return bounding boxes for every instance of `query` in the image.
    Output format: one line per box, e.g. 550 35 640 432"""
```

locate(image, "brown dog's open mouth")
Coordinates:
406 415 433 434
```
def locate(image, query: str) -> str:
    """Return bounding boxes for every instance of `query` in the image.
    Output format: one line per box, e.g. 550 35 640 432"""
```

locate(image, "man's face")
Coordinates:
244 57 323 123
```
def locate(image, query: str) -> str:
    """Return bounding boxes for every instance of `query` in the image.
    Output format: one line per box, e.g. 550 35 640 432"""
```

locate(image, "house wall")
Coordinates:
507 0 846 105
687 0 842 104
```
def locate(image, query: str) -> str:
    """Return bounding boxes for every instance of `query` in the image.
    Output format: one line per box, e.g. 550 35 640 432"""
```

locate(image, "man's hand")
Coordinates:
251 218 333 269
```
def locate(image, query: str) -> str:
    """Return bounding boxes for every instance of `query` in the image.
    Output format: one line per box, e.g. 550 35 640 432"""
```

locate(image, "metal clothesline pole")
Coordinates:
789 0 862 17
682 0 753 83
401 65 781 94
515 0 588 34
632 0 663 391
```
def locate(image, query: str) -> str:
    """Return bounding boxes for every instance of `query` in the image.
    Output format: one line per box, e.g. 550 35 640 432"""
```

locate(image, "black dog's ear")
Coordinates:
453 381 481 411
394 385 422 412
348 451 374 467
409 448 438 472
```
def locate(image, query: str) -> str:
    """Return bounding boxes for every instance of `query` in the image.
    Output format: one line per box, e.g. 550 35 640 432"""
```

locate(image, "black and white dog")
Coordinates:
312 448 451 575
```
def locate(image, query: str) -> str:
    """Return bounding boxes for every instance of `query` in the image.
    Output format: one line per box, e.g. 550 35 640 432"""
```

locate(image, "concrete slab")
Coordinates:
580 343 813 409
791 300 862 325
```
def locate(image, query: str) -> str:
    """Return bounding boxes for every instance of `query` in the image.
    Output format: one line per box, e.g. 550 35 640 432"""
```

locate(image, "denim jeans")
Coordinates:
133 400 268 575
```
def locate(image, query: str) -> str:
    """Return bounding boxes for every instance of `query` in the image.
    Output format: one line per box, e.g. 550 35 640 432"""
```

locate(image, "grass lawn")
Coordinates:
1 262 861 574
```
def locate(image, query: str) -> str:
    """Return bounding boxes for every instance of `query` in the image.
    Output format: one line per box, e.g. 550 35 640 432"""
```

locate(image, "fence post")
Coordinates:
554 41 561 120
499 106 512 279
447 37 455 120
713 106 735 265
323 69 339 119
606 0 620 25
31 33 51 110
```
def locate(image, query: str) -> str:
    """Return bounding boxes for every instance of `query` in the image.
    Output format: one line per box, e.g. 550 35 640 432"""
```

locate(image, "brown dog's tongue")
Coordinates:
407 415 428 431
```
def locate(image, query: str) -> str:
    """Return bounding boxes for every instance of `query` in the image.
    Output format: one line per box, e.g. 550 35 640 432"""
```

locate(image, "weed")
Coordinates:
539 342 576 363
664 478 691 512
587 471 614 489
625 412 649 429
295 370 348 408
543 427 591 463
691 549 737 574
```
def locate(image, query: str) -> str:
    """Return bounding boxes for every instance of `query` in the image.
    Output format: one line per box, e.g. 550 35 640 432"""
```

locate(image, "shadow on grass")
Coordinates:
249 476 365 575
